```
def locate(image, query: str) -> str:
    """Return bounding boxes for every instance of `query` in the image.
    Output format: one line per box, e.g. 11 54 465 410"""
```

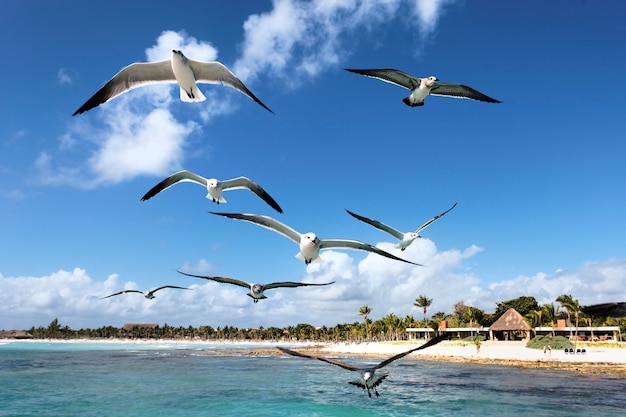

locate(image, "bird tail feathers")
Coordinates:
179 86 206 102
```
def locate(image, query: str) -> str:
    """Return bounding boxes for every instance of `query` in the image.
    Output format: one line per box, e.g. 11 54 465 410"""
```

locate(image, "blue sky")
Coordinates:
1 0 625 330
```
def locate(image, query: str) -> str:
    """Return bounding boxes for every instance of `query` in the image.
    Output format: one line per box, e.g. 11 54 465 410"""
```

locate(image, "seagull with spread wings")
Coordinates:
345 68 500 107
177 270 334 303
346 203 457 251
74 50 273 115
277 334 446 397
141 170 283 213
209 212 423 266
100 285 190 300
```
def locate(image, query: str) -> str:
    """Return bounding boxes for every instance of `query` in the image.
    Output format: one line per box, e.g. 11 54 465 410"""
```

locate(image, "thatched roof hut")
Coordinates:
0 330 33 339
489 308 532 341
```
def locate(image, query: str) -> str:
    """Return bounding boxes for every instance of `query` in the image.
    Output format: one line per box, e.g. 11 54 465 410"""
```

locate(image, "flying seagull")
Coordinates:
277 334 446 397
177 270 334 303
345 68 500 107
141 170 283 213
209 212 423 266
100 285 191 300
346 203 457 251
581 302 626 318
73 49 273 115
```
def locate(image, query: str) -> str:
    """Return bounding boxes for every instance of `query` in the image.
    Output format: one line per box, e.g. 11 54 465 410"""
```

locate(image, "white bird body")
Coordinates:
177 271 334 303
209 212 423 266
73 50 273 115
346 203 457 251
345 68 500 107
141 170 283 213
170 50 206 102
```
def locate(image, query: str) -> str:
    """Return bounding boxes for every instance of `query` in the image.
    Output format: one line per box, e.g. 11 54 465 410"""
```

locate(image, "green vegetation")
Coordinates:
9 293 625 342
526 335 573 350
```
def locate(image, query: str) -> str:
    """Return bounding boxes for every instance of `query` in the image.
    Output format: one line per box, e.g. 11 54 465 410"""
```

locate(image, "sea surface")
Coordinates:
1 340 625 417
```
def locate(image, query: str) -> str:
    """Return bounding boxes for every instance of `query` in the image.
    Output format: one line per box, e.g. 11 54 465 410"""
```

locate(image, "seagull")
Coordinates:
344 68 500 107
100 285 191 300
209 212 423 266
346 203 457 251
141 170 283 213
581 302 626 318
73 49 273 115
177 270 334 303
277 334 446 397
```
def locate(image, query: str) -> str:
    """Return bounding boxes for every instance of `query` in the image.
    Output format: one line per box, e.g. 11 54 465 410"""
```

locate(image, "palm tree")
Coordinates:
358 305 373 342
526 309 543 336
414 295 433 335
556 294 577 338
542 303 557 337
382 313 401 341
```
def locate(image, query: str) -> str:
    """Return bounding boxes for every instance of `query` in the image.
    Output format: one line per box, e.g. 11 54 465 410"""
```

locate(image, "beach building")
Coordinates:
407 308 622 342
489 308 532 341
406 320 489 340
534 324 620 341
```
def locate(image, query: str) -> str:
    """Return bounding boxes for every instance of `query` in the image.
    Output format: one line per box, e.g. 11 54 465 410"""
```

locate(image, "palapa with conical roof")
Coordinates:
489 308 532 341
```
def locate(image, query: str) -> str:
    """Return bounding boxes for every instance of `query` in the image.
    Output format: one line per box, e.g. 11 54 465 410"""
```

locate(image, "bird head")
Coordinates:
251 284 263 294
303 233 320 245
425 76 438 87
207 178 220 189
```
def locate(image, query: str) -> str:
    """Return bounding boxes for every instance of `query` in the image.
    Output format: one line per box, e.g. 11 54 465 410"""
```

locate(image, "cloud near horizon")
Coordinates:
2 241 624 331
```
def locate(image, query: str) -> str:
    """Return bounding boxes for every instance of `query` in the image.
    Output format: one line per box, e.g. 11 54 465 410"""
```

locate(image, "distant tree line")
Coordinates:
19 294 626 341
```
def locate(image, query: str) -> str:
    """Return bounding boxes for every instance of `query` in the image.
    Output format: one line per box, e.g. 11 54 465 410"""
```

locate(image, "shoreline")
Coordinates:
3 338 626 375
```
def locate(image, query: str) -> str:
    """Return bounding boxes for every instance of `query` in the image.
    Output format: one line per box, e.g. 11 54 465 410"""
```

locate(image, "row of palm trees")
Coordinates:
22 293 624 342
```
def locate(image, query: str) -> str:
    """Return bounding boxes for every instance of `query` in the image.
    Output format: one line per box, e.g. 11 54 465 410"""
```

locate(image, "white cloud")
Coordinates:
4 243 622 331
234 0 454 84
57 68 73 84
37 31 232 189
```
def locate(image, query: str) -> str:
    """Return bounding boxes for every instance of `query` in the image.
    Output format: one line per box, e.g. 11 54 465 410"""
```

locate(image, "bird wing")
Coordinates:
152 285 191 292
374 334 447 369
263 281 335 290
100 289 142 299
209 212 302 244
177 271 251 289
73 60 175 115
581 302 626 318
345 210 404 240
277 347 359 372
414 203 457 234
220 177 283 213
429 82 500 103
140 170 208 201
345 68 420 91
319 239 423 266
188 60 273 113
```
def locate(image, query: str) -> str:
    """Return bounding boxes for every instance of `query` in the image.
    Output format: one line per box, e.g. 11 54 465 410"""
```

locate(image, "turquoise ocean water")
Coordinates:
1 341 625 417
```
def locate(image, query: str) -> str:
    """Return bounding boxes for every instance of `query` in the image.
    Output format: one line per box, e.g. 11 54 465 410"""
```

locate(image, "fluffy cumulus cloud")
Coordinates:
234 0 453 84
36 31 230 188
3 243 624 331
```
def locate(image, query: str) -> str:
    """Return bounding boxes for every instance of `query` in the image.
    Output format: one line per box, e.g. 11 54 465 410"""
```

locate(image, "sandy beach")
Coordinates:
4 337 626 375
310 339 626 375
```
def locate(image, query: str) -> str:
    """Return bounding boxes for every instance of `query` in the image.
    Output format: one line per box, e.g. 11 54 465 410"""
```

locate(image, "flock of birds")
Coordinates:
72 48 626 397
74 48 502 397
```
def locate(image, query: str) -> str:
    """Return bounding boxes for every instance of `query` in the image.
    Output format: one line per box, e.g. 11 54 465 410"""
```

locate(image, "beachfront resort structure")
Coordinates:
406 308 620 341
